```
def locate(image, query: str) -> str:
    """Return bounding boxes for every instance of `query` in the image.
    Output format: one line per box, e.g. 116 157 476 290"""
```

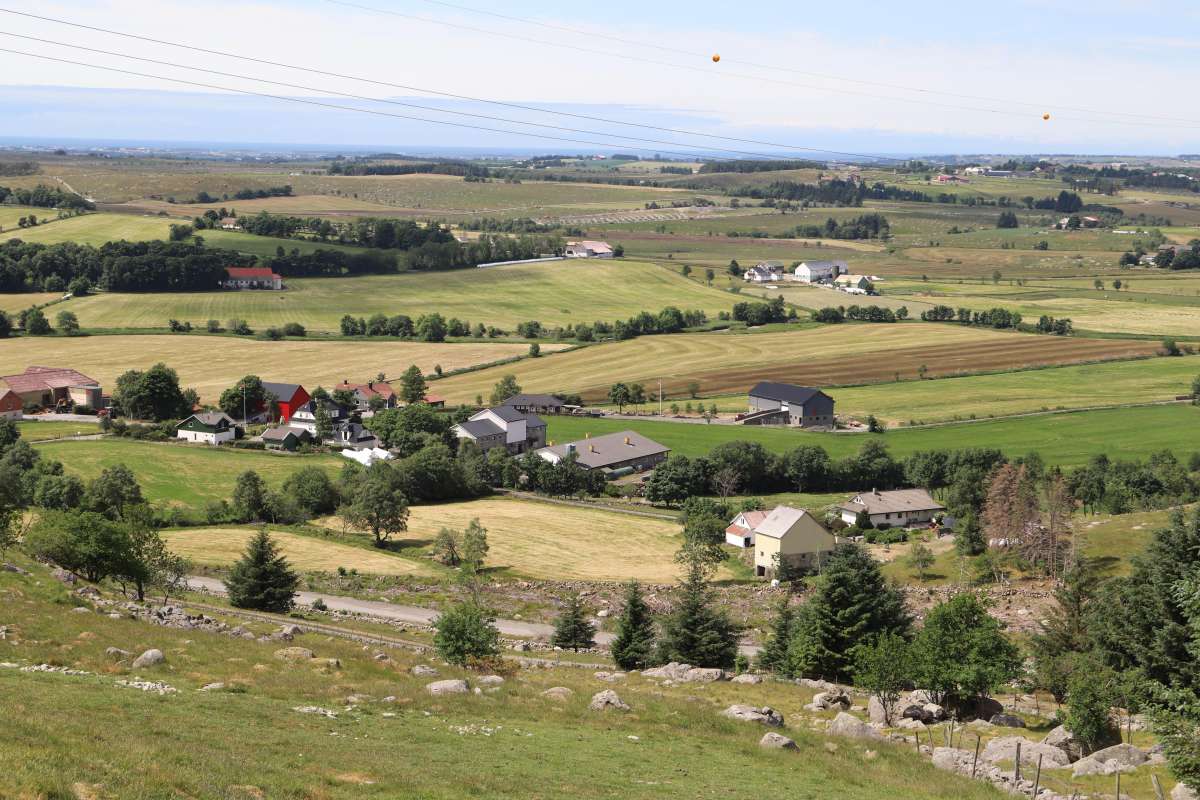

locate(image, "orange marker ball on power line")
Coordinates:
1043 113 1051 121
712 53 720 63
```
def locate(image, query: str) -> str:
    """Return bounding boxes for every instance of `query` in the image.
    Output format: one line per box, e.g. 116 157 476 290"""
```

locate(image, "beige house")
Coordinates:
752 506 836 578
839 488 945 528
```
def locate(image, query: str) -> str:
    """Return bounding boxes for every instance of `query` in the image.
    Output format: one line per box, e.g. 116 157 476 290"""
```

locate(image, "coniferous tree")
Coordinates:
224 528 299 612
551 593 596 652
757 595 795 673
657 559 741 669
611 580 656 670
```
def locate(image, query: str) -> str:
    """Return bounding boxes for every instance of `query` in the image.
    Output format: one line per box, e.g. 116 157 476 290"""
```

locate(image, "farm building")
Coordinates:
0 366 102 411
839 488 945 528
0 389 22 419
453 406 547 455
793 260 847 283
833 274 873 290
564 240 614 258
743 261 786 283
261 425 311 452
290 398 349 434
335 380 397 411
537 430 669 475
260 382 310 423
175 412 239 445
725 509 769 548
751 506 836 579
743 382 835 428
501 393 565 415
220 217 241 230
223 267 282 290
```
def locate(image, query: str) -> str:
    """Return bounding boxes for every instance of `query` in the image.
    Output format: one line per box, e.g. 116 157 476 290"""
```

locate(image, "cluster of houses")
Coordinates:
727 488 946 579
743 260 875 293
0 365 105 417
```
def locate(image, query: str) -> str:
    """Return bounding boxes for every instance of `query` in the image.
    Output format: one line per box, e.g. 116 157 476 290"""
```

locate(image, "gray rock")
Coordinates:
1072 743 1148 777
759 732 798 750
279 624 303 637
1041 725 1084 762
730 673 763 685
52 567 76 584
425 679 469 696
931 747 971 773
104 647 131 660
589 690 630 712
867 695 902 725
682 667 726 683
199 682 225 692
812 690 852 711
2 562 30 575
643 662 691 680
723 704 784 727
897 717 927 731
1173 783 1199 800
799 678 839 692
541 686 574 701
989 713 1026 728
982 736 1070 769
273 647 314 662
477 675 505 687
593 671 626 682
71 606 91 614
826 711 881 740
131 649 165 669
410 664 438 676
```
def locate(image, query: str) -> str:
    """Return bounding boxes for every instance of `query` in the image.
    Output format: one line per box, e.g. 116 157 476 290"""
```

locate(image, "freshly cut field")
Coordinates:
123 194 415 218
34 439 342 507
0 213 174 246
0 292 58 313
59 259 733 331
161 527 433 575
391 497 692 582
0 205 57 231
16 420 100 441
432 324 1160 403
544 403 1200 467
0 335 560 403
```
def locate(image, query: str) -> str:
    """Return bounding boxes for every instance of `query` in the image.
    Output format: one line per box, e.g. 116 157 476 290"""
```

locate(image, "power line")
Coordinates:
320 0 1200 130
0 7 910 162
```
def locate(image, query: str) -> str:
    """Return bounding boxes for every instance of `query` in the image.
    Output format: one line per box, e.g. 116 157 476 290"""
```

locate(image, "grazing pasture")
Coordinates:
431 324 1159 403
0 205 59 231
0 213 174 246
0 335 555 404
16 420 100 441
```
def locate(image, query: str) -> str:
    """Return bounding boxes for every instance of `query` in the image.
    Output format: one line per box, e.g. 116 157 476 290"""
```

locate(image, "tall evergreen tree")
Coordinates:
757 595 795 673
551 593 596 652
224 528 299 613
657 559 741 669
785 544 910 681
611 580 656 670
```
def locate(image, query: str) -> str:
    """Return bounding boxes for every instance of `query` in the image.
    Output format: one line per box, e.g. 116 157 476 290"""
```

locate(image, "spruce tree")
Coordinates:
224 528 299 613
611 580 656 670
656 559 741 669
551 593 596 652
757 595 795 673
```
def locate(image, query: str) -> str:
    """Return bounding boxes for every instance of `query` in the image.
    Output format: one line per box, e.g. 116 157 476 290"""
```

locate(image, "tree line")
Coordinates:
793 213 890 240
179 186 293 204
0 183 94 211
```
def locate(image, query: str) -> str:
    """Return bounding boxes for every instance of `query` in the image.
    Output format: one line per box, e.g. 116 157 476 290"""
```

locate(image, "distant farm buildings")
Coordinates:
743 260 786 283
793 260 847 283
537 430 669 476
726 505 836 579
0 366 103 411
223 267 282 290
741 382 835 429
564 240 614 259
453 406 548 455
220 217 241 230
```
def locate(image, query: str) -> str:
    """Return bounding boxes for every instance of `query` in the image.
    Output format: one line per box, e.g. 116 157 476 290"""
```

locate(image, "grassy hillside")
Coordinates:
0 213 175 246
0 335 560 404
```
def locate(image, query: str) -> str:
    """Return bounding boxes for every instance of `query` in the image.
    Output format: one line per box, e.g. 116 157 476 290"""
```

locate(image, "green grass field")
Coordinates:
15 419 100 441
544 403 1200 466
0 205 59 232
0 213 175 246
34 439 343 508
0 335 561 404
58 259 735 331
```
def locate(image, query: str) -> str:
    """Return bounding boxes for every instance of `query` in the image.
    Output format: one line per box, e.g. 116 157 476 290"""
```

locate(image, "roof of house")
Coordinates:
480 406 545 427
225 267 279 280
296 397 347 416
181 412 235 428
502 393 563 408
726 509 769 535
756 260 786 269
567 240 613 254
220 217 239 225
841 488 945 515
261 382 306 401
748 381 825 405
834 273 870 283
796 259 846 270
262 425 310 441
0 366 100 393
753 506 814 539
337 381 396 399
456 419 503 439
539 430 669 470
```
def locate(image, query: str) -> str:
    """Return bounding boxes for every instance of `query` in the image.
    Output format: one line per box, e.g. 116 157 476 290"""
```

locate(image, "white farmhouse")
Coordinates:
793 260 847 283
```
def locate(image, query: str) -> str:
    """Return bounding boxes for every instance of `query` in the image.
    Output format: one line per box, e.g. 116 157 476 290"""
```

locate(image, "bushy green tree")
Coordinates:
340 463 409 546
910 592 1020 707
855 632 913 726
675 512 726 568
83 464 145 520
460 518 489 572
1064 654 1120 755
224 528 299 613
611 580 656 670
399 365 427 404
656 558 741 669
113 363 189 421
218 375 274 420
551 593 596 652
24 509 131 582
757 595 795 673
434 600 500 666
231 470 270 522
489 374 521 406
283 467 339 516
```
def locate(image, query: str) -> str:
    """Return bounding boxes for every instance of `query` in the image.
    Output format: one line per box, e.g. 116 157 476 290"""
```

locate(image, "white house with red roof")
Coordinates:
725 509 769 548
335 380 397 411
223 266 282 290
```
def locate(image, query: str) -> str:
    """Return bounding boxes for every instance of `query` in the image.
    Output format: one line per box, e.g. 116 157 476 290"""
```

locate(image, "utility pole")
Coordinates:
658 379 662 415
242 384 246 424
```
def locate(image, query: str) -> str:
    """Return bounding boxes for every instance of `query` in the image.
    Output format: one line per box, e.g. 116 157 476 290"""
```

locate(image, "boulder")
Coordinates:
199 682 226 692
989 713 1026 728
278 624 303 637
1041 725 1084 762
410 664 438 677
931 747 971 773
722 704 784 727
641 662 724 682
1172 783 1199 800
897 717 927 731
922 703 947 722
273 647 314 662
589 690 630 712
593 671 626 682
982 736 1071 769
759 732 798 750
71 607 91 614
541 686 574 702
425 679 469 696
131 649 165 669
730 673 763 685
907 689 936 706
683 667 726 683
1071 743 1148 777
52 567 76 584
104 647 131 660
798 678 839 692
826 712 881 740
867 695 901 725
477 675 505 687
812 690 852 711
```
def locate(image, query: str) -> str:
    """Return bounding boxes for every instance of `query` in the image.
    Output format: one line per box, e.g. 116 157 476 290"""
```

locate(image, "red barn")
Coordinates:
0 388 22 419
261 382 310 423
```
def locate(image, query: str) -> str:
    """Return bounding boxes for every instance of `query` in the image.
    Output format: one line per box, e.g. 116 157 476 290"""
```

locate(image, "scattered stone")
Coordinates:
932 747 972 772
1071 743 1148 777
373 652 390 662
104 647 130 660
589 690 630 712
541 686 574 701
730 673 763 685
593 671 626 682
411 664 438 676
867 695 901 725
199 682 226 692
131 649 165 669
722 704 783 727
2 562 29 575
642 662 726 683
989 712 1026 728
826 712 882 741
477 675 505 687
293 706 337 718
279 624 303 637
273 647 314 662
897 717 927 731
71 607 91 614
426 679 469 696
759 732 798 750
596 609 609 618
982 736 1070 769
798 678 839 692
116 679 178 695
52 567 76 584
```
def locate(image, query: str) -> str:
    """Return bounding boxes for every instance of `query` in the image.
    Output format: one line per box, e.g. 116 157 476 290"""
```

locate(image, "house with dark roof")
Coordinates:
331 421 380 450
743 382 835 428
0 366 102 410
452 406 547 455
290 398 349 434
262 425 312 452
536 430 669 475
175 412 240 445
501 393 565 415
260 382 310 423
223 267 282 290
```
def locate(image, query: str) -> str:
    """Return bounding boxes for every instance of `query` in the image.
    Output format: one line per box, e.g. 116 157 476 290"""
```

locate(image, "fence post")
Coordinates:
971 734 981 779
1032 753 1043 798
1152 773 1166 800
1014 740 1022 783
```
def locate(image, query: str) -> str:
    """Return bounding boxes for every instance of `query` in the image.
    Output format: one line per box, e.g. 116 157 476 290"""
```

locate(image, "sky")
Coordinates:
0 0 1197 155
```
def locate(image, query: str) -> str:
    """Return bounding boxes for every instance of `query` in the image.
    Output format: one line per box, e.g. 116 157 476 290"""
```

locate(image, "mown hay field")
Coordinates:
0 292 58 313
0 335 555 404
34 439 342 508
57 259 735 331
16 420 100 441
0 213 175 246
161 527 434 576
431 324 1160 403
0 205 57 230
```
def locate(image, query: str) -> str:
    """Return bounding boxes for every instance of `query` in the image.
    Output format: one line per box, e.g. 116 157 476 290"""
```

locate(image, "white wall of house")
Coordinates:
176 428 234 445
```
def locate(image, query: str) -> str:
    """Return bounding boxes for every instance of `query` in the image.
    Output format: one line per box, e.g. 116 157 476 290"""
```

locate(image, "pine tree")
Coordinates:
224 528 299 613
656 559 741 669
611 580 656 670
757 595 794 673
551 593 596 652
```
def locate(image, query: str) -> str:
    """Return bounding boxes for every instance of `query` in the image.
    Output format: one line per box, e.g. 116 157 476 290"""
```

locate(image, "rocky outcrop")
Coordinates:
730 673 763 685
989 713 1026 728
410 664 438 676
759 732 798 750
589 690 630 711
722 705 784 727
981 736 1071 769
1173 783 1199 800
426 679 469 696
1071 743 1148 777
273 647 315 662
1040 725 1084 762
477 675 505 687
808 690 852 712
826 712 881 740
642 663 726 683
131 649 165 669
541 687 573 701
